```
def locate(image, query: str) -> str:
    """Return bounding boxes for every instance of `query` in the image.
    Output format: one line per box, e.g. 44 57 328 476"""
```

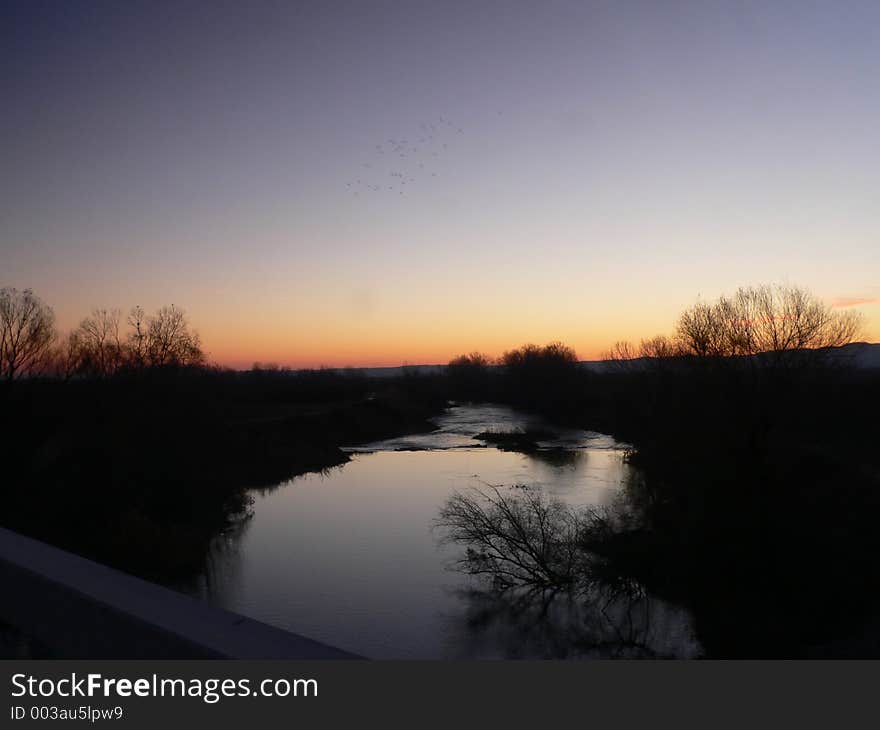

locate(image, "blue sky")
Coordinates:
3 1 878 366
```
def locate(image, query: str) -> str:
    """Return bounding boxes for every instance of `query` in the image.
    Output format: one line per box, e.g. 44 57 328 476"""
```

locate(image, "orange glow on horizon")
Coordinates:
47 289 880 371
193 311 675 369
199 315 880 370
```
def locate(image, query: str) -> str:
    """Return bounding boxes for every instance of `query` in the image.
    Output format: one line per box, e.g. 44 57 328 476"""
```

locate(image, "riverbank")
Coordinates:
0 370 447 582
463 361 880 657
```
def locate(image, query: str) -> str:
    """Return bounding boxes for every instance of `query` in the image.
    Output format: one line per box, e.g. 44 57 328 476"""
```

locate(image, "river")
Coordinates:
188 403 702 658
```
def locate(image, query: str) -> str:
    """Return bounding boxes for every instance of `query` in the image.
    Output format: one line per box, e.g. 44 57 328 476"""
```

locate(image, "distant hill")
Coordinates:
312 343 880 378
841 342 880 368
342 364 446 378
579 341 880 373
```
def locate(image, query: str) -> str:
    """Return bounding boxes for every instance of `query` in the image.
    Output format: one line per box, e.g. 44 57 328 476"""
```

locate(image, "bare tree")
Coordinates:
44 302 206 377
448 351 492 369
69 308 124 376
447 351 493 392
0 287 56 380
436 486 583 591
675 299 729 358
49 332 86 380
124 305 153 369
676 284 862 363
604 284 860 376
604 340 637 363
436 487 690 658
638 335 680 360
143 305 205 367
602 336 682 373
501 342 578 372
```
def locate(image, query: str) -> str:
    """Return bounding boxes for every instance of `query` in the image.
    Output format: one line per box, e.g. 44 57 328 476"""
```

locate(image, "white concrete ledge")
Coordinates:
0 527 362 659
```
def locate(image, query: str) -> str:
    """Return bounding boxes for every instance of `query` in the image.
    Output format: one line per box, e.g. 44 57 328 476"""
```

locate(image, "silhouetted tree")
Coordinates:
638 335 680 360
49 333 83 380
125 304 205 368
676 284 862 366
602 340 639 372
126 305 148 367
447 351 493 398
437 487 582 590
448 351 492 370
0 287 56 380
68 308 124 377
605 285 862 377
501 342 577 372
252 361 282 372
605 336 681 368
500 342 579 411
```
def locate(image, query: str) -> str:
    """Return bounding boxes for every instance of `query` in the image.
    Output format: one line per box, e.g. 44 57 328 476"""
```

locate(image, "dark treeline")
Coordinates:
0 288 206 381
3 283 880 656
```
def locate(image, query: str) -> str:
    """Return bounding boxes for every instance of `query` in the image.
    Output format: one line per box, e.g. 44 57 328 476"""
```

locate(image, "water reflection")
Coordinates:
185 515 253 597
434 481 701 658
187 404 698 658
525 448 584 468
448 585 701 659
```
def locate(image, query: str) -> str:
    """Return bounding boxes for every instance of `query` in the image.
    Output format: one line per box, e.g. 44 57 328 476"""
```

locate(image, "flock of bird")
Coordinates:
345 115 464 196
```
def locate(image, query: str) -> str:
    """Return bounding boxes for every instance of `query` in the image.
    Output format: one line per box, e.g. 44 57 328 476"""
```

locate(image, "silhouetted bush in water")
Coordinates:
436 484 644 593
435 486 695 657
437 487 583 591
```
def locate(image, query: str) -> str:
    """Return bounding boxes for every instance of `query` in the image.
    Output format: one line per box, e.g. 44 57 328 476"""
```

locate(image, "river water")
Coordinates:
189 403 702 658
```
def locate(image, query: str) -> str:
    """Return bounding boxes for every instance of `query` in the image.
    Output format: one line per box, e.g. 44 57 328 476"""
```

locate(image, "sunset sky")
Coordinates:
3 1 878 368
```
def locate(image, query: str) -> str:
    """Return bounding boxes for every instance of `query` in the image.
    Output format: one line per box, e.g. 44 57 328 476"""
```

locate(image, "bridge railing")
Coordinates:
0 527 362 659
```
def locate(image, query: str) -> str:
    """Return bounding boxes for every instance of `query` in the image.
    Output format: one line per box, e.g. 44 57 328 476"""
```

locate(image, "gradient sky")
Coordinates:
2 1 878 367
